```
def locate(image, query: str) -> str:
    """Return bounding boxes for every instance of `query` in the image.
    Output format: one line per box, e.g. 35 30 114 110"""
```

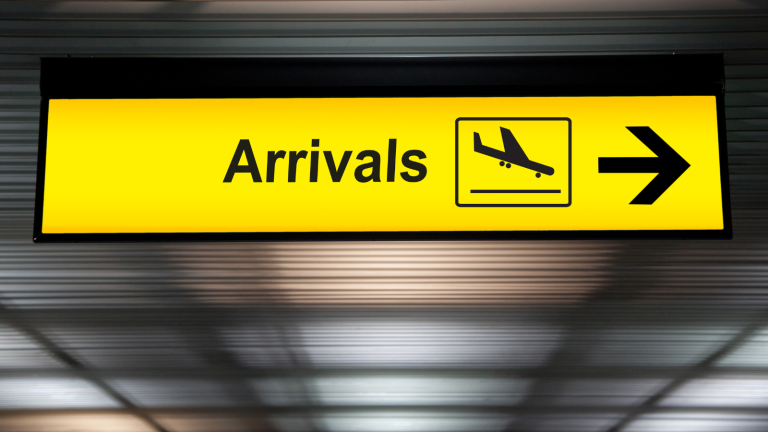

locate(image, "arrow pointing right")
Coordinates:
598 127 690 205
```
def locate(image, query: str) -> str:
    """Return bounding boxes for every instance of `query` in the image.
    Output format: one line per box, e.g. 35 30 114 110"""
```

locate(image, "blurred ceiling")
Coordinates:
1 1 768 432
3 0 767 20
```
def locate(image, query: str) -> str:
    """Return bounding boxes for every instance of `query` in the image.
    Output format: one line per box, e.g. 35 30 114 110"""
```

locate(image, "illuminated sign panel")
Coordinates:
34 56 730 241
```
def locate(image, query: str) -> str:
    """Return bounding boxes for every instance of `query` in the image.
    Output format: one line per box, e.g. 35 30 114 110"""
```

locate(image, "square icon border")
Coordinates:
455 117 572 208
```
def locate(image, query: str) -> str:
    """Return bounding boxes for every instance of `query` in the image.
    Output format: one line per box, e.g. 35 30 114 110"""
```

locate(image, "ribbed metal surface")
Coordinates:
1 2 768 431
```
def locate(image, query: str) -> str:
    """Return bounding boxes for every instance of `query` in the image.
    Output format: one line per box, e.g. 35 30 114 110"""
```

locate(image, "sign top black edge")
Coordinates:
39 54 725 99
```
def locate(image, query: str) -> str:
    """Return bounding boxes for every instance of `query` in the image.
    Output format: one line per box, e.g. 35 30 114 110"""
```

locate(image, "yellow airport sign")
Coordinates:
37 95 727 240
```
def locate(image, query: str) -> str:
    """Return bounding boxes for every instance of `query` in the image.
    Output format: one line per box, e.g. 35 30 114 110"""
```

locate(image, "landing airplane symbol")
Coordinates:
474 127 555 177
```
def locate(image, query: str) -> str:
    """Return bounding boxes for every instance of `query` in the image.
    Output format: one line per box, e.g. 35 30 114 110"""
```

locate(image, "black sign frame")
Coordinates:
34 55 731 242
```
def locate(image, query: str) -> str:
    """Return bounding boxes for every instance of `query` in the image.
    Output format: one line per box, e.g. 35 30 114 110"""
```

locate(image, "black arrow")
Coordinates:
598 126 690 205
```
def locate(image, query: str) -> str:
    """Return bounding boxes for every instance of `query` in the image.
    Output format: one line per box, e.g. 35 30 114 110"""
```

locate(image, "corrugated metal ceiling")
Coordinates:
1 2 768 431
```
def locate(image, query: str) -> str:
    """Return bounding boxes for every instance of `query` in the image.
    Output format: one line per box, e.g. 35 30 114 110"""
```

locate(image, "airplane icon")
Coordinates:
474 127 555 178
